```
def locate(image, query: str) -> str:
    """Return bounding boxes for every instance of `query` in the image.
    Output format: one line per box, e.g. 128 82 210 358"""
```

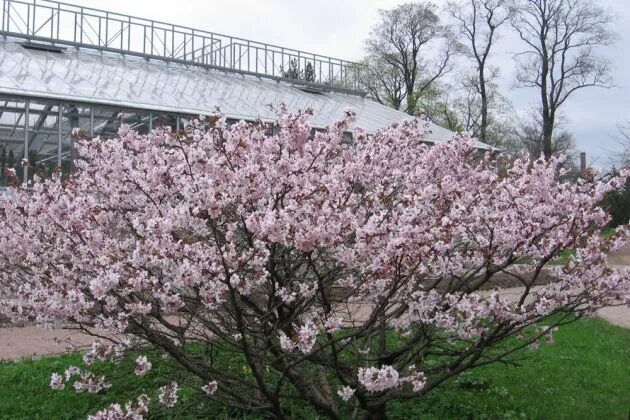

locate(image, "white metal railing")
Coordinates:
0 0 367 93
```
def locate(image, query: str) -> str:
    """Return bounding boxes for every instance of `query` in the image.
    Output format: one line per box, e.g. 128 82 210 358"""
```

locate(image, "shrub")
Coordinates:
601 176 630 227
0 109 628 419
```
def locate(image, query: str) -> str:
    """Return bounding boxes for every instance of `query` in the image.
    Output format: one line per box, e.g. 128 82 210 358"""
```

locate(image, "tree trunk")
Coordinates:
542 112 554 159
406 91 418 116
362 404 387 420
479 67 488 143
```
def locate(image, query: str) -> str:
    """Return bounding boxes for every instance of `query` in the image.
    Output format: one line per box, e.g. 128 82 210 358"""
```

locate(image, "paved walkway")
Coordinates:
2 244 629 361
0 326 96 361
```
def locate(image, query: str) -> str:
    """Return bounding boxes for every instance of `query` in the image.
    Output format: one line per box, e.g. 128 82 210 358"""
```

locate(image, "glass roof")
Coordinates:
0 37 484 145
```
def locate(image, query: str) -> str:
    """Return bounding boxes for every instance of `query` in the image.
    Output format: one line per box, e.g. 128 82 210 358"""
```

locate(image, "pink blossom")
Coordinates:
337 386 355 401
158 382 179 408
50 373 65 390
296 321 318 353
72 371 111 394
134 356 152 376
357 365 400 392
64 365 81 381
324 316 344 333
88 394 150 419
278 332 295 352
202 381 218 395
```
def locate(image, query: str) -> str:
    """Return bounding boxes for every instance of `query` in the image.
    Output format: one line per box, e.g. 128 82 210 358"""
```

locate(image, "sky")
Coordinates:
73 0 630 168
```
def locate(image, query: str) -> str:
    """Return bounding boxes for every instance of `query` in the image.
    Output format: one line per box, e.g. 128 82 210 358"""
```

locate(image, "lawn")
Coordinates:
0 318 628 419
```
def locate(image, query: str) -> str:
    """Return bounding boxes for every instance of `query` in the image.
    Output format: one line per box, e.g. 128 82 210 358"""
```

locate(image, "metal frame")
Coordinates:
0 94 185 187
0 0 367 93
0 93 243 186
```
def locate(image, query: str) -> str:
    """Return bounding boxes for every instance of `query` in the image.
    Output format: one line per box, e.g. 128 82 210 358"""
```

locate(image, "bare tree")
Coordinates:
510 0 615 159
518 108 577 162
447 0 511 143
611 123 630 168
365 2 458 115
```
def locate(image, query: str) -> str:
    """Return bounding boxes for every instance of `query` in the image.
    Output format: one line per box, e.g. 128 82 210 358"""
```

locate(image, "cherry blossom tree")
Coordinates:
0 109 628 419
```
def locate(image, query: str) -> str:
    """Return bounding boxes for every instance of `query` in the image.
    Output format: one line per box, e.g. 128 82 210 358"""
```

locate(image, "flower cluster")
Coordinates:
337 386 355 401
357 365 400 392
158 382 179 408
50 367 111 394
201 381 218 395
83 341 126 366
134 356 152 376
88 394 150 420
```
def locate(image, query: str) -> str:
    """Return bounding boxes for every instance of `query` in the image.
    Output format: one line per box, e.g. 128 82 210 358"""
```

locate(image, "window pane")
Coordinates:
0 98 27 187
58 104 90 177
27 102 60 182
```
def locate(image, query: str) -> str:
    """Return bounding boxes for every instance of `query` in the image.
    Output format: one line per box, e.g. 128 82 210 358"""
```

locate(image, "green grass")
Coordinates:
0 318 628 419
392 317 630 419
0 353 168 419
551 248 576 265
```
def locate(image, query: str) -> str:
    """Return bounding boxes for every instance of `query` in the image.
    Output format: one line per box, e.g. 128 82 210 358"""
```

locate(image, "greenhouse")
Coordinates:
0 0 488 187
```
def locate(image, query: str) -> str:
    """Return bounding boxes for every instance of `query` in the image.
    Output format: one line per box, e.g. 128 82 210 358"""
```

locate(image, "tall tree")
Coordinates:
365 2 457 115
447 0 511 143
510 0 614 159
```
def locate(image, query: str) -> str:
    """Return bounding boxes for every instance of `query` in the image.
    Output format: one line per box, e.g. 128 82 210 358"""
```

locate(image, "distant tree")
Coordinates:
304 62 315 82
365 2 458 115
614 123 630 168
418 77 518 148
599 125 630 228
447 0 511 143
510 0 615 159
282 58 301 80
517 108 577 167
416 83 465 132
281 59 316 83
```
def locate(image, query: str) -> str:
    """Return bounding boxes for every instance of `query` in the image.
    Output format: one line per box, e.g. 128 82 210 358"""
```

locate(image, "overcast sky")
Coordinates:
74 0 630 168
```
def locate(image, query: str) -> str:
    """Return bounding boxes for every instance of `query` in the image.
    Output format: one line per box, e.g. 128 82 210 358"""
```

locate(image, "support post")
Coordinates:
90 107 94 137
57 104 62 167
23 100 29 182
